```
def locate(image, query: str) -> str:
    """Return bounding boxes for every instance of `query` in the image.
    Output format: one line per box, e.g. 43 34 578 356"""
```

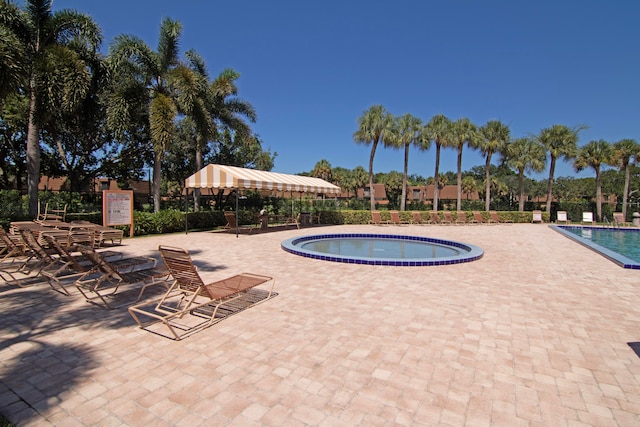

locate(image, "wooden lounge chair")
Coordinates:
472 211 488 225
556 211 570 224
36 202 67 223
223 211 257 234
67 221 124 247
429 211 443 225
74 245 170 309
442 211 455 225
41 234 145 295
389 210 410 225
18 229 58 277
369 210 390 225
0 229 36 282
532 210 543 223
613 212 629 227
454 211 469 225
489 210 512 224
128 245 276 340
411 211 428 225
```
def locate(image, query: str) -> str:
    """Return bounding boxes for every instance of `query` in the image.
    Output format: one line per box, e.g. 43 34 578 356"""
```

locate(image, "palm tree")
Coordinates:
0 0 102 216
448 118 480 211
461 176 477 200
475 120 510 211
575 139 613 222
387 113 423 211
352 166 368 200
311 159 333 181
353 105 394 211
611 139 639 219
537 124 585 213
178 52 256 211
108 17 195 213
506 137 546 211
423 114 451 211
0 13 26 103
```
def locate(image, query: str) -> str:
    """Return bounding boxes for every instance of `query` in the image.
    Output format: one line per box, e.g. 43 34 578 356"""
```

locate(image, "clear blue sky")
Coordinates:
56 0 640 181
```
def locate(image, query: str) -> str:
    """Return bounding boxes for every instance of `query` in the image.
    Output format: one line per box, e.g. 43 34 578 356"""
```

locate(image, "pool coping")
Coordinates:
281 233 484 266
550 225 640 269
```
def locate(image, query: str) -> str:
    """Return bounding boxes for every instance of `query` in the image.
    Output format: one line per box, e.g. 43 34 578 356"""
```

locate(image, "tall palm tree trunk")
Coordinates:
433 144 441 211
484 155 491 211
456 147 463 211
546 157 556 213
368 143 377 211
26 81 41 217
401 145 409 211
153 151 162 213
193 139 204 212
595 167 602 222
518 170 525 212
623 164 630 218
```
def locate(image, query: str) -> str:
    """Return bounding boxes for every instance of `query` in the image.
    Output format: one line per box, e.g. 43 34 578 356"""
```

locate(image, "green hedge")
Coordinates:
328 210 549 224
1 207 552 235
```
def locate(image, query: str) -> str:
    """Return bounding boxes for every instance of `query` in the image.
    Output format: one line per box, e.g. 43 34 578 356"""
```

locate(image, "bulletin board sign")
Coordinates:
103 190 134 237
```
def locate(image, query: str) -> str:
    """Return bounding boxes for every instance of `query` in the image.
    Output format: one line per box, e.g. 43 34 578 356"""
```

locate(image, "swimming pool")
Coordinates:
281 233 484 266
552 225 640 269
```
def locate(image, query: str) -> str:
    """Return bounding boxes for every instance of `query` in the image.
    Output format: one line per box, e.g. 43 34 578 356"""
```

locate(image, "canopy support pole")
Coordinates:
235 190 239 238
185 187 189 234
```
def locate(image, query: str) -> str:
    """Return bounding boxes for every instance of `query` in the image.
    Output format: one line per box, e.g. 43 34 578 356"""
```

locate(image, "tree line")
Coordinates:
0 0 274 217
2 2 638 223
348 105 639 221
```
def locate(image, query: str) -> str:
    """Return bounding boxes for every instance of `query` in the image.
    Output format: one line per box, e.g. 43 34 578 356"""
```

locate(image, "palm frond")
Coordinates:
108 34 158 77
157 17 182 72
149 93 177 152
49 10 102 50
185 49 208 79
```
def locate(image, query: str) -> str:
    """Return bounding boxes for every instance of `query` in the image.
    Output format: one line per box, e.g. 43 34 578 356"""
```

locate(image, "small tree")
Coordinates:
575 139 613 222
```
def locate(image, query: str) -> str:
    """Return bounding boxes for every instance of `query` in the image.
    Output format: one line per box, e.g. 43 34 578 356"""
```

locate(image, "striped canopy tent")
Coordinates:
185 164 341 194
184 164 341 236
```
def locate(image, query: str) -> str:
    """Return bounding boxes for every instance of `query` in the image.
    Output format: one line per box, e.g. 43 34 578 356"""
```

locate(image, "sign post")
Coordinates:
103 190 134 237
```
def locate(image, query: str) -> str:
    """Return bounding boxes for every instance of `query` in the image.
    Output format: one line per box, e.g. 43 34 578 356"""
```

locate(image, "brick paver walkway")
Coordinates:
1 224 640 426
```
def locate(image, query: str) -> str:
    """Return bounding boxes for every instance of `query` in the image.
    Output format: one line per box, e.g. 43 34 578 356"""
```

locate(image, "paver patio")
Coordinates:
1 223 640 426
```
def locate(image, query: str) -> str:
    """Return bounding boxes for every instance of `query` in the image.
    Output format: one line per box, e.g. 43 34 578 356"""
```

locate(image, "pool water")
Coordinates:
301 237 461 259
281 233 484 266
553 225 640 269
562 227 640 263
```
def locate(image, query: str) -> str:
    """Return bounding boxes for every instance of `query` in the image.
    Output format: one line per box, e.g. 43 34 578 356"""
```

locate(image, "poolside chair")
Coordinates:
442 211 455 225
410 211 428 225
128 245 276 340
429 211 443 225
369 210 390 225
532 210 543 223
41 234 144 295
223 211 258 234
70 222 126 247
582 212 594 225
38 234 98 295
74 245 170 309
0 229 37 282
36 202 67 223
613 212 629 227
455 211 472 225
389 210 410 225
556 211 570 224
18 229 58 276
472 211 488 225
489 210 512 224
